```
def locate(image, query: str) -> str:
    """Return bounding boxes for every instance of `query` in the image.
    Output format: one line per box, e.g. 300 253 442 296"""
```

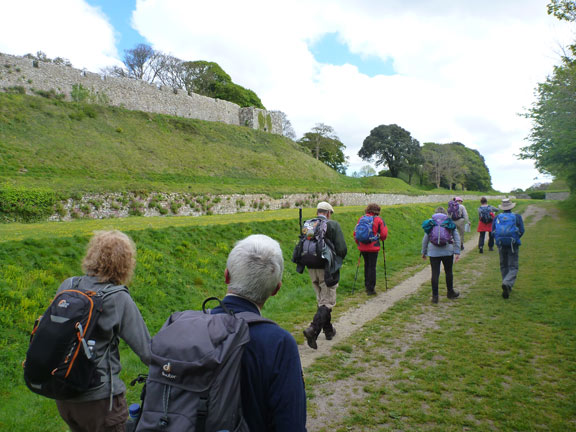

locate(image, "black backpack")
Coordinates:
479 206 493 223
292 217 327 268
135 298 274 432
23 277 127 399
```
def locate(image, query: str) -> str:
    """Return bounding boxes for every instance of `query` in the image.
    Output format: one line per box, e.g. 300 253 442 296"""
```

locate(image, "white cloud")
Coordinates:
0 0 573 191
0 0 121 70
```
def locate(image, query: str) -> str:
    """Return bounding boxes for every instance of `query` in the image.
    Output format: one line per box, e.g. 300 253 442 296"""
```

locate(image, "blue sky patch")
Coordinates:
309 33 395 77
86 0 145 55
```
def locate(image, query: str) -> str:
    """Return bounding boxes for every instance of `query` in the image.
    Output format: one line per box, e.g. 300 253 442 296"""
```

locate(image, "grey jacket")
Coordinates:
421 229 461 257
56 276 151 402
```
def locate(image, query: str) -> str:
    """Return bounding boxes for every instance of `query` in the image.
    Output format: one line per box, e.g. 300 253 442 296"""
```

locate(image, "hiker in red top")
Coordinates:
353 203 388 296
476 196 499 253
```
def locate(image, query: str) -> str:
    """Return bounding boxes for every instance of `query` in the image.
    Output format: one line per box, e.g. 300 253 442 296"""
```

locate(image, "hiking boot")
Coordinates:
431 295 439 304
447 289 460 299
366 289 376 296
461 244 465 250
324 327 336 340
489 247 494 251
479 246 483 254
502 284 510 299
303 327 318 349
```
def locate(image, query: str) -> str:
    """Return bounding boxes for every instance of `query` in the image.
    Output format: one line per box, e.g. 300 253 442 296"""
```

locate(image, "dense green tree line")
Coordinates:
520 1 576 191
357 124 492 191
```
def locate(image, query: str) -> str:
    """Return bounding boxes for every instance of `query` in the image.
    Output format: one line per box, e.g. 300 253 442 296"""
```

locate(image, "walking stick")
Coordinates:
352 253 361 292
299 207 303 232
382 241 388 291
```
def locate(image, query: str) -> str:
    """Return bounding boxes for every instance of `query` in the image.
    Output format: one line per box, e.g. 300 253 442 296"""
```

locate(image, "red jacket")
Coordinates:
354 213 388 252
477 206 496 232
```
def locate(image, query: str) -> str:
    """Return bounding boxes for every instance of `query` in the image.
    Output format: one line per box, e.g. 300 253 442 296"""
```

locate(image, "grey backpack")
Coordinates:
135 297 274 432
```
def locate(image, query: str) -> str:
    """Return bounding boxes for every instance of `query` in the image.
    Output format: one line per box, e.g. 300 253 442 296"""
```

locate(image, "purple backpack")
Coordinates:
429 213 454 246
447 200 461 221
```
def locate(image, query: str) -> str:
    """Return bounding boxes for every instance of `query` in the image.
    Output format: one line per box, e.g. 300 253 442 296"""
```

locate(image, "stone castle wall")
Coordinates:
0 52 282 134
50 191 508 222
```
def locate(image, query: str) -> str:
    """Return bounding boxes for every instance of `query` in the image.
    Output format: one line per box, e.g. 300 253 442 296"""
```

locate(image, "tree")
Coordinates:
547 0 576 21
122 44 166 83
358 124 421 178
358 165 377 177
298 124 348 173
446 142 492 191
521 43 576 190
422 143 468 189
271 111 296 139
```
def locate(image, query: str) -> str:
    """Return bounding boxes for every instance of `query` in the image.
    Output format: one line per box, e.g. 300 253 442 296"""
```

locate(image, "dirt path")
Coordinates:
300 205 551 430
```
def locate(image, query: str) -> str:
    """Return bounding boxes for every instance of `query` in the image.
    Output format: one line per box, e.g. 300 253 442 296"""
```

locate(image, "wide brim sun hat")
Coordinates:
499 198 516 211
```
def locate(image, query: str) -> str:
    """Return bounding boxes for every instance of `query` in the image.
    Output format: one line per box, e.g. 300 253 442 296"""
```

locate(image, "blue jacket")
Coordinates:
212 295 307 432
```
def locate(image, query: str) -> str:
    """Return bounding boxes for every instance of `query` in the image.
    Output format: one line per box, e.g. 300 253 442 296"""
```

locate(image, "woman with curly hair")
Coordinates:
55 230 151 432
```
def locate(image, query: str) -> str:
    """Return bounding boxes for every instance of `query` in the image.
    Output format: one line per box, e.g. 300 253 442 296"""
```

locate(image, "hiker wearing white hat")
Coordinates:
300 201 347 350
492 198 525 299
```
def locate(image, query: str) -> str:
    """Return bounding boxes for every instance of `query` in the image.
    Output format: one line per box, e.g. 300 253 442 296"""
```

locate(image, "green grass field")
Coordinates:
1 197 572 431
0 201 447 431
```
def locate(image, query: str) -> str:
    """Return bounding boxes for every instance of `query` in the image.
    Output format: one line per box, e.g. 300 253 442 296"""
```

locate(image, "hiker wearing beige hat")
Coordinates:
300 201 347 350
492 198 525 299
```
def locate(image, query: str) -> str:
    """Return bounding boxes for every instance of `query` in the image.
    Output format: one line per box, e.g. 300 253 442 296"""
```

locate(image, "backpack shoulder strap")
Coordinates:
235 311 277 326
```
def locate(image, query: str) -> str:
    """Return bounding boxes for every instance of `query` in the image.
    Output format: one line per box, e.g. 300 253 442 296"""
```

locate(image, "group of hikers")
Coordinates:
22 197 525 431
421 196 525 302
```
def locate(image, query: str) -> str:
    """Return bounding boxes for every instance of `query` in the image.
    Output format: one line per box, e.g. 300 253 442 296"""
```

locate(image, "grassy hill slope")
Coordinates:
0 93 419 195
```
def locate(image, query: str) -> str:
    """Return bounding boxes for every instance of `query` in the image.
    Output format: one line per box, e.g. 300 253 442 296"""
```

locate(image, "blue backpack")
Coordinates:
493 213 520 248
355 215 379 244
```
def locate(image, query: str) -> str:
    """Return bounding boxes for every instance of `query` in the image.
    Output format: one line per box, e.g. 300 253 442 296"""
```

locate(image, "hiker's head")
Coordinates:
317 201 334 219
365 203 381 215
225 234 283 306
480 197 488 204
82 230 136 285
455 197 463 203
499 198 516 211
435 207 447 215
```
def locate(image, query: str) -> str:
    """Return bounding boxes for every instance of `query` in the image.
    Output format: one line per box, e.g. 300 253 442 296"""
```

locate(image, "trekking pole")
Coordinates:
299 207 303 233
382 241 388 291
352 253 361 292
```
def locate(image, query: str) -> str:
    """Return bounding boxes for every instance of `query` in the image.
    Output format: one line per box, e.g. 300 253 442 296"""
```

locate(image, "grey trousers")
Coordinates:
498 246 520 288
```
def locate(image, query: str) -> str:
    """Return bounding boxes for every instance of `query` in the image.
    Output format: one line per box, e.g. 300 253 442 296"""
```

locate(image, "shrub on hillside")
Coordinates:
0 185 58 222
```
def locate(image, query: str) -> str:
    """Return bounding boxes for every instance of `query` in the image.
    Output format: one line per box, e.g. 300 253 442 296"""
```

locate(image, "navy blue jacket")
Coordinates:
212 295 307 432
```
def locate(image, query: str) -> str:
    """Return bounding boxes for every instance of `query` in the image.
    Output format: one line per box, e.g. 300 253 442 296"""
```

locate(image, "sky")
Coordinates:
0 0 573 192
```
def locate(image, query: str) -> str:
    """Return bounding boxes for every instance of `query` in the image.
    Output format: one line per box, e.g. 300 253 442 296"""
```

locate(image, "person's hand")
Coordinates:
454 254 460 263
422 254 427 260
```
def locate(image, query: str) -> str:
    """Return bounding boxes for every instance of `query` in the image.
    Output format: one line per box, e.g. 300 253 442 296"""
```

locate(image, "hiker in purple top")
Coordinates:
422 207 461 303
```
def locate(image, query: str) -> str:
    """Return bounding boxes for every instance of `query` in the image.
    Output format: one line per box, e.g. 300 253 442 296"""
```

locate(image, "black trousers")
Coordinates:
478 231 494 249
429 255 454 296
361 251 379 292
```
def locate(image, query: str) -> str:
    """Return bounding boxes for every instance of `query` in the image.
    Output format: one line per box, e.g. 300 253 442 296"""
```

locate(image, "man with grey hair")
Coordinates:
211 234 307 432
